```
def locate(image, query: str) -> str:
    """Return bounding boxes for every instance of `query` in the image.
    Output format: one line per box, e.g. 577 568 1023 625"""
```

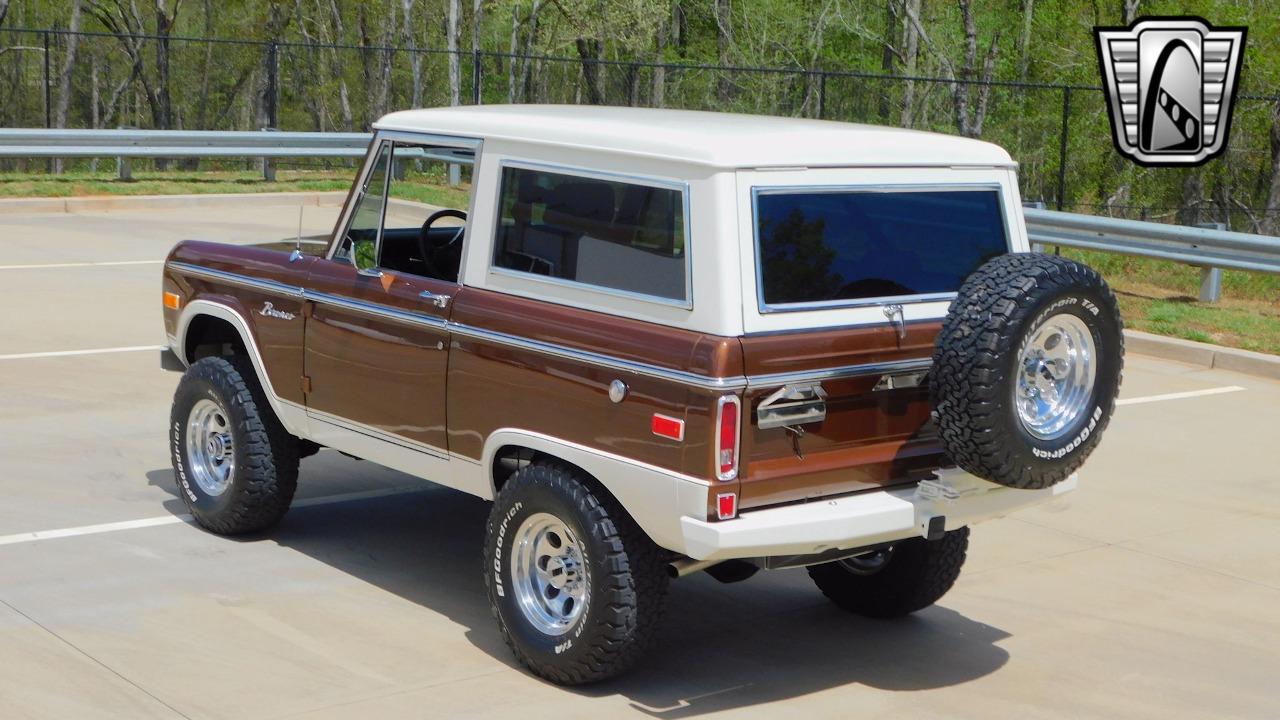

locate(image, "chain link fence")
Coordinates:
4 27 1279 231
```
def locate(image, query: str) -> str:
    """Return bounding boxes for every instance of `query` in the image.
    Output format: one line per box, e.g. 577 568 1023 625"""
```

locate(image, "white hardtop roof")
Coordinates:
373 105 1015 169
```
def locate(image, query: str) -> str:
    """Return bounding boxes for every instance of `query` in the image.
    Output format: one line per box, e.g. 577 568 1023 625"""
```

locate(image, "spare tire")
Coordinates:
931 253 1123 489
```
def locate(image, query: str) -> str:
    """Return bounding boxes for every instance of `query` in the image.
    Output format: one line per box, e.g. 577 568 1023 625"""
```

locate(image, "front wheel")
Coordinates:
808 528 969 619
483 461 668 685
170 356 298 535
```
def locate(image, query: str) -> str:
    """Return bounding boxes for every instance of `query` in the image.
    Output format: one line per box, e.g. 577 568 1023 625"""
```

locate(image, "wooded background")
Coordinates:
1 1 1278 231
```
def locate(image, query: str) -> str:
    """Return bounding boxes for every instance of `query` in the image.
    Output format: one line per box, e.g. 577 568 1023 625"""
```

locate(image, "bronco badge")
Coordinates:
258 301 296 320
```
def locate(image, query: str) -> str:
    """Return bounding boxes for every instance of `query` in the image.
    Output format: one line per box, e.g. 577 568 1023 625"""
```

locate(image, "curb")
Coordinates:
0 191 348 215
1125 329 1280 380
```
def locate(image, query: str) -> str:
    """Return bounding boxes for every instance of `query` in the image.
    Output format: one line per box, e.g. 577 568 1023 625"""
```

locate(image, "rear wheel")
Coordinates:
483 461 669 685
808 528 969 619
170 356 298 535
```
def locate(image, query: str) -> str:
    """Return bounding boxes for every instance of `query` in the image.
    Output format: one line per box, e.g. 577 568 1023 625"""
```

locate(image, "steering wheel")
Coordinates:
417 208 467 280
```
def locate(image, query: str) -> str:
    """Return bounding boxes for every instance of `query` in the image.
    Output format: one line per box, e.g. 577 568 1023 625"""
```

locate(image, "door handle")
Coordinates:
419 290 451 309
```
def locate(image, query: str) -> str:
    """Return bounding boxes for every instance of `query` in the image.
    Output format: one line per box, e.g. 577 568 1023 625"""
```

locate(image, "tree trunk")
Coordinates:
878 0 896 122
1261 103 1280 236
713 0 733 103
899 0 920 127
52 0 84 172
447 0 461 106
1019 0 1034 82
1122 0 1140 24
471 0 483 102
507 3 519 102
575 37 604 105
652 5 669 108
402 0 423 109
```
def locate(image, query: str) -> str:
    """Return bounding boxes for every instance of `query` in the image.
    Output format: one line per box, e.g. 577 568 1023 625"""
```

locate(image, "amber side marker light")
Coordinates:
163 291 182 310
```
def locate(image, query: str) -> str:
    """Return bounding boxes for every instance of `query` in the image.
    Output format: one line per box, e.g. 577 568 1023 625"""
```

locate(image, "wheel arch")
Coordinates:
175 299 308 437
481 428 709 555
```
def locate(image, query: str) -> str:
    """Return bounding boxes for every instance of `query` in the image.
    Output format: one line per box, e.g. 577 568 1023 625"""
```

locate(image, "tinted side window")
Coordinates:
755 189 1008 307
493 166 687 303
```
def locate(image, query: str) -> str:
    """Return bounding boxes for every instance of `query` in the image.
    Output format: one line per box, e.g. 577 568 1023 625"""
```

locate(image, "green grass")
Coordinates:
1063 249 1280 356
0 171 1275 355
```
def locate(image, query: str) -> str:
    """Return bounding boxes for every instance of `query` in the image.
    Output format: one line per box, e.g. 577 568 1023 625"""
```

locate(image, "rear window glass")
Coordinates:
754 188 1008 308
493 166 688 303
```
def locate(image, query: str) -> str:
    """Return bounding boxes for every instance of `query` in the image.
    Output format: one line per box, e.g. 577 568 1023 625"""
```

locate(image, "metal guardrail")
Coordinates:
1024 207 1280 302
0 128 373 180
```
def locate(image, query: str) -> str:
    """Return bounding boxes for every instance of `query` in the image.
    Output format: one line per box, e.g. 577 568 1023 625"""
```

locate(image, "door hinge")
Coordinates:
301 375 312 394
301 300 314 319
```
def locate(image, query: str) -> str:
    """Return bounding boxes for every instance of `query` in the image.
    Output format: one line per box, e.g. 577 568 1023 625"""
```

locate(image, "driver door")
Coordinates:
303 136 475 454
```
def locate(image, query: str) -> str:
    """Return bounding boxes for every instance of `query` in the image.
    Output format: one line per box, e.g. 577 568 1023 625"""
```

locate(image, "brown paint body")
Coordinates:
164 241 944 520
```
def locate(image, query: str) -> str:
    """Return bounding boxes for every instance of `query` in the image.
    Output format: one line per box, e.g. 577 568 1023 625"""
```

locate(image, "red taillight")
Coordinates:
651 413 685 441
715 395 740 481
717 492 738 520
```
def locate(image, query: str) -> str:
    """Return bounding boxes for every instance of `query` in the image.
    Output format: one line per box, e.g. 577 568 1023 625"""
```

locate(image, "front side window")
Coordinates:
492 165 688 303
336 140 475 282
755 188 1008 308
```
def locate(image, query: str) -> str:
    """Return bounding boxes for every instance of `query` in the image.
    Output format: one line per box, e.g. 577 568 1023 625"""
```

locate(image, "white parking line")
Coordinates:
0 486 426 547
1117 386 1246 406
0 259 163 270
0 345 167 361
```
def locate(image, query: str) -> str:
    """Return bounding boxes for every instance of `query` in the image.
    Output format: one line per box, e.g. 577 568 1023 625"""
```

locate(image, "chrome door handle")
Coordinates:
419 290 451 309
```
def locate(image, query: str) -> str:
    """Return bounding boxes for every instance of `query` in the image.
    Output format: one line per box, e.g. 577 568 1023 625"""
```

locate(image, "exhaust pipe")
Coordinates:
667 557 720 578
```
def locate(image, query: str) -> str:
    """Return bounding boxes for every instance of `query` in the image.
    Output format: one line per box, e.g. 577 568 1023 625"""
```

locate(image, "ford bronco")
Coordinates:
162 105 1123 685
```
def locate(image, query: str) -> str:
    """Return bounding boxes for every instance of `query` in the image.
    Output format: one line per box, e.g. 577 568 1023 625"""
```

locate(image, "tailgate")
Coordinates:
736 322 946 511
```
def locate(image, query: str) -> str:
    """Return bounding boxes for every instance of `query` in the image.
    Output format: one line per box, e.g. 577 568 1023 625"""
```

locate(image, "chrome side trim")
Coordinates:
447 322 748 391
746 357 933 389
304 289 449 330
171 263 933 392
170 262 304 298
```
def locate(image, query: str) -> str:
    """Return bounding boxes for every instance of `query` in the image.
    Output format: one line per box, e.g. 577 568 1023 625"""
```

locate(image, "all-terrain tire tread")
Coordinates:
484 461 669 685
930 253 1123 489
172 356 298 534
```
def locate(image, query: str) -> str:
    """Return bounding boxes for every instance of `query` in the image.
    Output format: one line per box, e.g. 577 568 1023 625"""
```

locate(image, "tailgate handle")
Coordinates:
757 383 827 430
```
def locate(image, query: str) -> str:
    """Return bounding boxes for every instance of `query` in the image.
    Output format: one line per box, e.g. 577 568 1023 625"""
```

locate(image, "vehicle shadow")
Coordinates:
146 457 1011 716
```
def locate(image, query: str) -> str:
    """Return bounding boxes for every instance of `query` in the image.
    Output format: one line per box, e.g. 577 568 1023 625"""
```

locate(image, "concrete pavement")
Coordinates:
0 201 1277 719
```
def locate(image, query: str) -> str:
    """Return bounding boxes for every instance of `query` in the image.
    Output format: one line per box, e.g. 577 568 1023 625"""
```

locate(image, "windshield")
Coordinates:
754 187 1009 309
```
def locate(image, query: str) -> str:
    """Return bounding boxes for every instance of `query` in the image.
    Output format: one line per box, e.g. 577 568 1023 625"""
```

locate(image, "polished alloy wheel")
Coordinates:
1014 312 1097 440
186 398 235 496
511 512 588 636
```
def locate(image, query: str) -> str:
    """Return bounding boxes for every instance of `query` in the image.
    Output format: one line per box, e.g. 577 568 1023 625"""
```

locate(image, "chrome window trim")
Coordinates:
326 131 481 262
750 183 1011 314
170 263 936 392
328 139 392 263
487 158 694 309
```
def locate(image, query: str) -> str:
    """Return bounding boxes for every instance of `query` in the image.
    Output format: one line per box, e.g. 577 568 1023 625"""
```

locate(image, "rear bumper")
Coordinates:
679 470 1077 562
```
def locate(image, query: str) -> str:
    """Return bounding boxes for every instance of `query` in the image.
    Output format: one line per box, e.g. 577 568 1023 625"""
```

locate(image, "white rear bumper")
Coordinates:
680 471 1077 562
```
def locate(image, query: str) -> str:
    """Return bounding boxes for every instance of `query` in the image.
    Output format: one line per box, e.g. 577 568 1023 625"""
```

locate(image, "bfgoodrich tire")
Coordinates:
931 253 1123 489
170 356 298 534
808 528 970 618
483 461 669 685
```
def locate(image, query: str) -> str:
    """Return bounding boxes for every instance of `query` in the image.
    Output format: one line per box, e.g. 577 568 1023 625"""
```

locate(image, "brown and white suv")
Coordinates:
161 105 1124 684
